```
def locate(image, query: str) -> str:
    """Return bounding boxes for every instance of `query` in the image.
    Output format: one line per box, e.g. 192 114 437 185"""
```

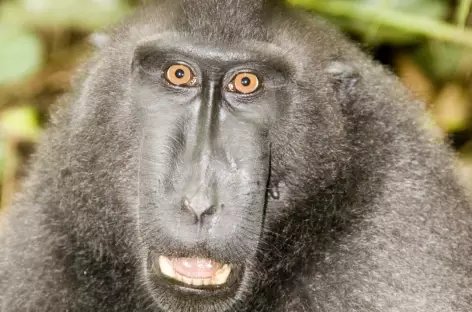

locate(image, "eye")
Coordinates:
228 72 260 94
165 64 197 86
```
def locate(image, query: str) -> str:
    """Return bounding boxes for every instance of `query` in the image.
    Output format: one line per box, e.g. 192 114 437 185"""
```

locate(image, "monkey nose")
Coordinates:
181 197 219 222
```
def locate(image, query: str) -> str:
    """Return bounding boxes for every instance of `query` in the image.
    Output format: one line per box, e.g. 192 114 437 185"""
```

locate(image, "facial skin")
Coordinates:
133 38 274 306
1 1 471 312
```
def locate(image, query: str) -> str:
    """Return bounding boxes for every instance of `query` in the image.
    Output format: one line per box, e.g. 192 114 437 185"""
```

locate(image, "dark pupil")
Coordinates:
175 69 185 79
241 76 251 87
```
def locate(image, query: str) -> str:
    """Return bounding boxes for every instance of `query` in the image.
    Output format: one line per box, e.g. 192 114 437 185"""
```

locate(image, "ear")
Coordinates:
88 32 112 50
325 60 360 107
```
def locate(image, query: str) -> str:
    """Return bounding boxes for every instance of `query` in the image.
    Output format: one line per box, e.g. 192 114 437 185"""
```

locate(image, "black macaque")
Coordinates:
1 0 471 311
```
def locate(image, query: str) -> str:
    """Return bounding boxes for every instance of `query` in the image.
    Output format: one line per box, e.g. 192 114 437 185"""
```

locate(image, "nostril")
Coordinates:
181 197 192 212
181 197 198 224
202 205 217 217
180 196 222 222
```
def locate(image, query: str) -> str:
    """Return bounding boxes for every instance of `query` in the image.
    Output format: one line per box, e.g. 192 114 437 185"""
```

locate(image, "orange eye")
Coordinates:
165 64 196 86
228 72 260 94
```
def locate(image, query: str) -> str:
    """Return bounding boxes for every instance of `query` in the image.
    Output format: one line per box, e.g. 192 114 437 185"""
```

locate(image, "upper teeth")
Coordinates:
157 256 232 286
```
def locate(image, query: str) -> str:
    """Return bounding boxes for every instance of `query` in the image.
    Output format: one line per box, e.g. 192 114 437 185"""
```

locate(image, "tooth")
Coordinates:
159 256 175 278
182 275 192 285
212 264 232 285
159 257 233 287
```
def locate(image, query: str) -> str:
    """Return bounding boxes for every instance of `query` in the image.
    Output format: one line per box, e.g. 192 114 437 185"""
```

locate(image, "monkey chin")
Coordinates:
146 251 245 298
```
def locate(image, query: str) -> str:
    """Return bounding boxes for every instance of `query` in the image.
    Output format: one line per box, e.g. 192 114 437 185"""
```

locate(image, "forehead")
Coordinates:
126 1 275 44
174 0 272 39
137 33 284 62
120 2 332 75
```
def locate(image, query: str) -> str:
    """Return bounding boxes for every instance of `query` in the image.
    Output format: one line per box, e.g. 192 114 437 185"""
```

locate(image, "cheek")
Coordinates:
270 107 347 192
131 79 198 119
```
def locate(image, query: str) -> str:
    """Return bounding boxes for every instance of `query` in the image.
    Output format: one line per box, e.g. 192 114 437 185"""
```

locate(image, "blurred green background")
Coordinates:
0 0 472 210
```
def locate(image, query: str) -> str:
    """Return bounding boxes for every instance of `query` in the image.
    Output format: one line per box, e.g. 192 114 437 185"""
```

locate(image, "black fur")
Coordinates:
1 0 471 311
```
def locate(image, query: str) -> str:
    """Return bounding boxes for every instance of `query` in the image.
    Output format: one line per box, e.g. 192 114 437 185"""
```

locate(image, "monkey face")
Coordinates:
121 30 348 309
127 36 287 310
56 23 347 310
53 1 348 309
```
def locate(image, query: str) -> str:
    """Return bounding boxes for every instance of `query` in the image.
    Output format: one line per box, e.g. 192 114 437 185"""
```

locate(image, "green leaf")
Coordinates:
0 106 41 142
0 26 44 85
289 0 450 45
353 0 448 44
0 137 5 180
1 0 132 31
413 41 471 80
455 0 472 27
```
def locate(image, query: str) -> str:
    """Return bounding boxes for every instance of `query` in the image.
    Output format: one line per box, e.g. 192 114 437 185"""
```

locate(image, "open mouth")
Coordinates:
157 256 234 289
